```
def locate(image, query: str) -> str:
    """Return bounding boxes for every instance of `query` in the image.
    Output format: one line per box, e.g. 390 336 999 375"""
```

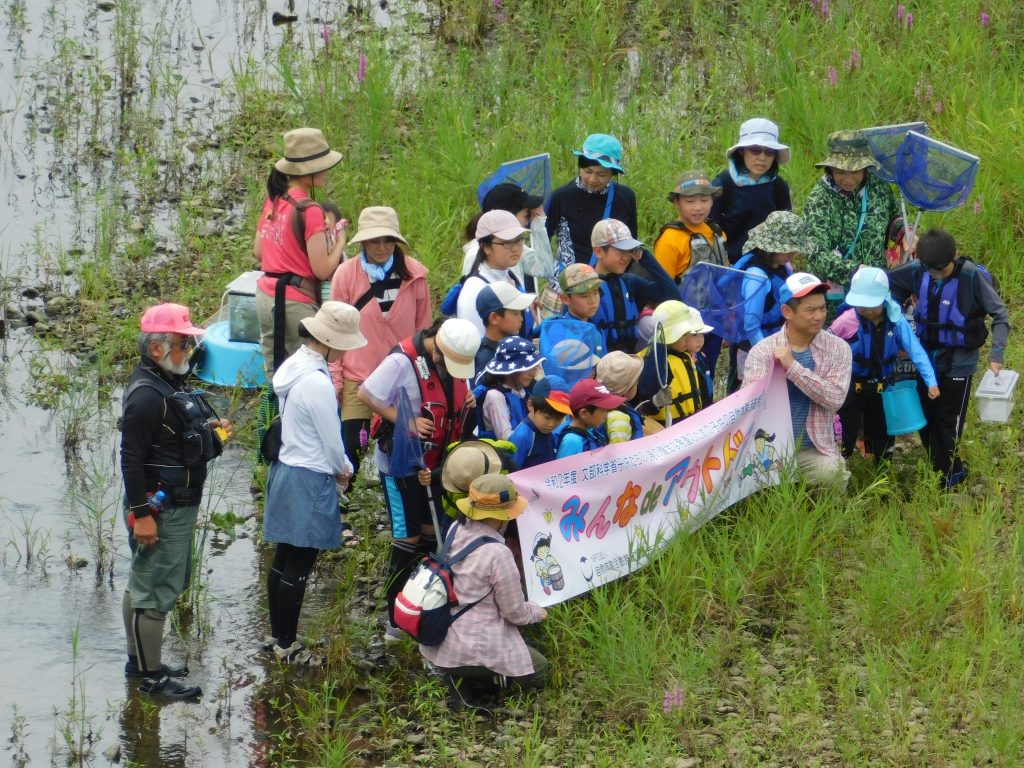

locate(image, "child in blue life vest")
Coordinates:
728 211 806 392
829 265 938 463
538 263 605 386
637 300 714 427
508 375 572 469
594 351 645 443
475 336 545 441
555 379 625 458
709 118 793 264
474 282 537 378
887 228 1010 489
545 133 639 267
590 219 677 354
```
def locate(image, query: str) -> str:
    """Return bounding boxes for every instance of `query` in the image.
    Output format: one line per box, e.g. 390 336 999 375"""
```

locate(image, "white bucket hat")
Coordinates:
727 118 791 166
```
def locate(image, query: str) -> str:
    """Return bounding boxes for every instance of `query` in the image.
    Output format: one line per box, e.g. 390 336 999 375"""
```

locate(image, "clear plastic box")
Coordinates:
225 271 262 343
975 368 1018 423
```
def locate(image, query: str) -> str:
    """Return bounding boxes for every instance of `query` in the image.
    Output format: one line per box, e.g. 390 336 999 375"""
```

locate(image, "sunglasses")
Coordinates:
745 146 777 157
172 337 197 351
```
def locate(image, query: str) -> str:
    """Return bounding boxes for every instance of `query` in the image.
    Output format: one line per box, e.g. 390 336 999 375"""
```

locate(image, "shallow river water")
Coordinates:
0 1 401 765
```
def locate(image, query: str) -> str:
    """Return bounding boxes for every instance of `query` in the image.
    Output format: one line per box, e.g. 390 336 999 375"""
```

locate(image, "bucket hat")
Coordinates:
844 265 896 311
274 128 343 176
482 336 545 378
572 133 625 173
435 318 481 379
441 440 506 493
456 473 529 521
595 351 644 396
652 300 714 344
140 303 205 336
531 375 572 415
778 272 829 305
727 118 791 166
815 130 880 172
667 171 722 201
300 301 368 351
348 206 409 246
558 263 603 295
569 378 626 412
482 183 544 213
744 211 815 254
476 210 529 241
591 219 643 250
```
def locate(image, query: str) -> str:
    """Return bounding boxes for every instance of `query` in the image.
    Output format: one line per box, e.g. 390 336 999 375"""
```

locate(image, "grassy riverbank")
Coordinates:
33 0 1024 765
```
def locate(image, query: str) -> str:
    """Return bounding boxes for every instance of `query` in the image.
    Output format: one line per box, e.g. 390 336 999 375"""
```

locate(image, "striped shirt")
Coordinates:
742 326 852 460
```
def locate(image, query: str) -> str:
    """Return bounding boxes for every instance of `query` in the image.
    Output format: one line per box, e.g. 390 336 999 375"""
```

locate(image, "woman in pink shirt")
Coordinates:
254 128 347 379
328 206 432 478
421 473 548 702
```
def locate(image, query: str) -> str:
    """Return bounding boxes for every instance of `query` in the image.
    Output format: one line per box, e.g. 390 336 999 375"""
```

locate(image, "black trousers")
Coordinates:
267 543 319 647
838 380 893 461
918 375 972 487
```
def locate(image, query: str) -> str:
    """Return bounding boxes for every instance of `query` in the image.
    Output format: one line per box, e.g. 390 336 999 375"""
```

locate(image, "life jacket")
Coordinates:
912 259 989 350
595 404 644 444
553 423 605 453
373 333 471 471
120 374 221 493
592 274 640 353
471 383 528 440
734 251 789 336
640 348 709 424
440 268 534 337
655 220 729 280
849 315 900 382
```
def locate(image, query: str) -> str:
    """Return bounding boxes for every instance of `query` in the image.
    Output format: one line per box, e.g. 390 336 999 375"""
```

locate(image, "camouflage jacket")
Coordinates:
802 173 898 288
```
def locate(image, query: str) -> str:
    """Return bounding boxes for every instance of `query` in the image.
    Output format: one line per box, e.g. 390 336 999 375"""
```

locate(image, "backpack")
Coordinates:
258 370 327 464
393 524 497 646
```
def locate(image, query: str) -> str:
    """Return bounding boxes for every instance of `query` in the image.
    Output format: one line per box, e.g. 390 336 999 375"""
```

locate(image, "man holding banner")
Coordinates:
743 272 851 487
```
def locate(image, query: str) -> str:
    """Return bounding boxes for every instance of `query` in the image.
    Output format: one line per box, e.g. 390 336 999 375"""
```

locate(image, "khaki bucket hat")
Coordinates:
299 301 367 351
348 206 409 246
274 128 343 176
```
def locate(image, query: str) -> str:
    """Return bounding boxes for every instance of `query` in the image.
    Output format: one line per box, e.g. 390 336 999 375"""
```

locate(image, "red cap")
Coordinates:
569 378 627 412
140 303 205 335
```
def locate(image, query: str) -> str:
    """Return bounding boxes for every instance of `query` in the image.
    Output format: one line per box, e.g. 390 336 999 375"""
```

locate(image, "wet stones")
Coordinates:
97 1 116 10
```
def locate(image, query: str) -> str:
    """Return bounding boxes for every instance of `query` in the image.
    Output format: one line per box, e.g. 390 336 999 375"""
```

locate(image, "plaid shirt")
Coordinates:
743 325 851 459
420 521 545 678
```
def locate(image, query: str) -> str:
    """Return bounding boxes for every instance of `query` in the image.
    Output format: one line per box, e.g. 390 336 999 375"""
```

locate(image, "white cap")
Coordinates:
435 318 482 379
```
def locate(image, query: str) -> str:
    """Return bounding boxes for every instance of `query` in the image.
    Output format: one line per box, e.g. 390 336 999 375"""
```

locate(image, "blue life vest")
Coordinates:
553 422 605 453
734 251 788 336
913 260 988 350
592 274 639 353
441 270 534 337
849 316 900 381
472 383 528 440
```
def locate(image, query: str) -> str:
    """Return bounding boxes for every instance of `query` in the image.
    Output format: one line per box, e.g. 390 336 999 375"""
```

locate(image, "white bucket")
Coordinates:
975 369 1018 423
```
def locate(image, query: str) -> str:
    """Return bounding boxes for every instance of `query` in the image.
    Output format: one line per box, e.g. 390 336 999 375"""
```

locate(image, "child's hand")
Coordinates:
464 390 477 409
417 469 432 486
415 415 434 438
927 386 940 399
990 361 1004 375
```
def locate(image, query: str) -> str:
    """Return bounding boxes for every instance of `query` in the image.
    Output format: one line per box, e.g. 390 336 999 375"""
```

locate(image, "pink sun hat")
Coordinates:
140 303 205 335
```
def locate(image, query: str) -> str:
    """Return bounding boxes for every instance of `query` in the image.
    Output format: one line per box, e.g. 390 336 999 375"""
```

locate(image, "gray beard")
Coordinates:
158 353 190 377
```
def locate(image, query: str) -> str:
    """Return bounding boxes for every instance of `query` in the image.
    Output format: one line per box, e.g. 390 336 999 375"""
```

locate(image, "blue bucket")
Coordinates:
880 379 926 435
194 321 267 389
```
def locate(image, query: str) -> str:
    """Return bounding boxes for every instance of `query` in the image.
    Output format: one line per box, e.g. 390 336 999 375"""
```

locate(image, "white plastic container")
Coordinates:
975 368 1018 423
224 271 262 343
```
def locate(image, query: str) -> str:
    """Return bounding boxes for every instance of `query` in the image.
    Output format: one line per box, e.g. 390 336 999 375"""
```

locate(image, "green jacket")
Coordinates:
802 173 898 289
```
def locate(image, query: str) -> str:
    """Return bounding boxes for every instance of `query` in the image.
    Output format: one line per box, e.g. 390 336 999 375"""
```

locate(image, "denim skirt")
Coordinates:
264 461 340 550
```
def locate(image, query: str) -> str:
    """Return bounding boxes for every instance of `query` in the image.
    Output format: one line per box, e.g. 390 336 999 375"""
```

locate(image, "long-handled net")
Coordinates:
677 262 767 345
894 130 980 241
862 122 928 252
476 153 553 208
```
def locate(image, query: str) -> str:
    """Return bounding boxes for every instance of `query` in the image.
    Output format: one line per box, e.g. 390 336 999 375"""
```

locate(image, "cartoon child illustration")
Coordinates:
741 428 780 478
531 532 563 594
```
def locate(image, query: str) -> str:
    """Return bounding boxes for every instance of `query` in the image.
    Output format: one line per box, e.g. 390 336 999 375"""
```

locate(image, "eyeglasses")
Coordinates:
492 238 526 249
745 146 777 157
172 337 197 351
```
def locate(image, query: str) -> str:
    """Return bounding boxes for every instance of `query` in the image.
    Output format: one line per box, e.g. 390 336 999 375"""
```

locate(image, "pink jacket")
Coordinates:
328 255 433 388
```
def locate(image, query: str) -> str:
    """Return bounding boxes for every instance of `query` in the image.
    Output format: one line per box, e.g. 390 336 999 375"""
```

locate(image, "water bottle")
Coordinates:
147 489 167 514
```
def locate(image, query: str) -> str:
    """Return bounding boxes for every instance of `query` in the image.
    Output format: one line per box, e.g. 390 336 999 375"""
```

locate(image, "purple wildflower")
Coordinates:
979 11 990 27
820 0 830 18
492 0 501 7
359 425 368 450
973 197 983 215
849 48 860 70
896 4 905 21
905 12 913 29
827 66 838 87
321 23 330 44
357 52 367 84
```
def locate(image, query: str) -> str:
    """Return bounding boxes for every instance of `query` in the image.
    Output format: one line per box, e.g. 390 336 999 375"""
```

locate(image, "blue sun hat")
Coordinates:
482 336 546 379
573 134 625 173
845 265 901 321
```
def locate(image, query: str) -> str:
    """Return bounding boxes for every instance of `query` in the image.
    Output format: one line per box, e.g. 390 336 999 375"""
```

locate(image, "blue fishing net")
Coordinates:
862 122 928 184
540 317 602 387
476 153 553 208
895 131 979 212
388 386 426 476
678 262 767 344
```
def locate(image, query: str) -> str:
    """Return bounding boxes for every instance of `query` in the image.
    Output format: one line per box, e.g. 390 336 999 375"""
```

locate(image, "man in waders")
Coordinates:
119 303 232 700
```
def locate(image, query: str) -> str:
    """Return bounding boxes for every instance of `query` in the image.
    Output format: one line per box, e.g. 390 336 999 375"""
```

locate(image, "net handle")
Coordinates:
904 130 980 163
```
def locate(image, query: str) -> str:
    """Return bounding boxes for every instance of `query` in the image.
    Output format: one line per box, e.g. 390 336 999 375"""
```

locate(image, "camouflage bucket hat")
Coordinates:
814 129 881 172
744 211 815 254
